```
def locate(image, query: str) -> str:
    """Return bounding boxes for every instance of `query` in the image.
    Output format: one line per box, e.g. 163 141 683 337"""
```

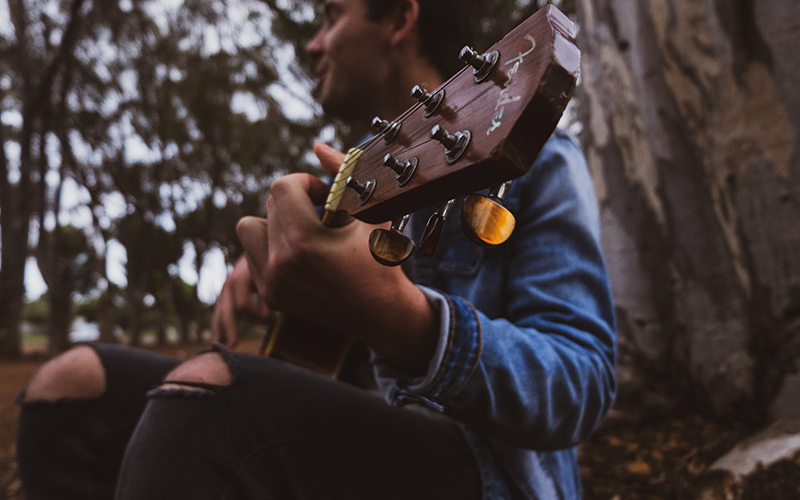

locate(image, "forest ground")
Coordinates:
1 338 798 499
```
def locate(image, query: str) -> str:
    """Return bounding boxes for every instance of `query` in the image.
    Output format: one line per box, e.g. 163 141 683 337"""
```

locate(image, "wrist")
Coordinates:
356 282 439 375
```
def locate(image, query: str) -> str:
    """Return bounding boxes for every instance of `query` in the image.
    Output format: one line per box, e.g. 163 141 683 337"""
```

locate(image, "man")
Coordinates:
16 0 617 498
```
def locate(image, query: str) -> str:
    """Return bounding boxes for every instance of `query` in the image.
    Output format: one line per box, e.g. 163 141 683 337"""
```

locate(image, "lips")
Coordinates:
313 64 328 93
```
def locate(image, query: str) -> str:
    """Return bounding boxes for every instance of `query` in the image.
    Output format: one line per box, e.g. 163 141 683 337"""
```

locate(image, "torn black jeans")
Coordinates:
17 343 481 500
16 343 180 500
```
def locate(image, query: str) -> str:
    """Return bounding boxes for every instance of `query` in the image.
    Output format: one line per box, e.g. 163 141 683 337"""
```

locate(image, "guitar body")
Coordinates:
261 5 580 378
261 314 353 377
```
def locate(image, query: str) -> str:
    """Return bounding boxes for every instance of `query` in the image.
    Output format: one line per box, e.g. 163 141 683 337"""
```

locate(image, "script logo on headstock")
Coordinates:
486 34 537 136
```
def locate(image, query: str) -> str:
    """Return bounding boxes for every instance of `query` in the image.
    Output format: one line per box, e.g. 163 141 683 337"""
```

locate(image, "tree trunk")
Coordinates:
0 81 35 362
0 127 24 359
2 0 87 359
154 285 169 346
126 287 145 346
46 285 73 354
578 0 800 419
96 289 117 343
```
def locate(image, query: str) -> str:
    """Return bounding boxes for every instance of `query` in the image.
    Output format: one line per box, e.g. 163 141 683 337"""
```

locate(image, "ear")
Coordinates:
387 0 420 48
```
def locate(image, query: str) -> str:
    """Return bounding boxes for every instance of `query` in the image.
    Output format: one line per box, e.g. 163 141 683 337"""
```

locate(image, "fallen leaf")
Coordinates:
626 459 652 476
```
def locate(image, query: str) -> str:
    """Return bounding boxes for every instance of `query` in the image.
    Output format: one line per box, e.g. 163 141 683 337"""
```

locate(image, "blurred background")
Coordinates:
2 0 799 498
1 0 564 354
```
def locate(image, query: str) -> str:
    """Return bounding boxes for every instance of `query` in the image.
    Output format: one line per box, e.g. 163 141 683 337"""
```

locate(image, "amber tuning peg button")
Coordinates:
369 215 415 266
461 181 516 246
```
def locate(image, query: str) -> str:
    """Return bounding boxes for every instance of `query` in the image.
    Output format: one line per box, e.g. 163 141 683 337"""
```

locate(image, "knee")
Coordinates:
24 345 106 401
161 352 233 391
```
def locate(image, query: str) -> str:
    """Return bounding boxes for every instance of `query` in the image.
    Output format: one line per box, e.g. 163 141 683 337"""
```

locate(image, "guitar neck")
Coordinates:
322 148 366 226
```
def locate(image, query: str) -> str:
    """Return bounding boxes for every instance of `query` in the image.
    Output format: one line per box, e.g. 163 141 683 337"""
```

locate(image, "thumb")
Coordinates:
314 142 346 177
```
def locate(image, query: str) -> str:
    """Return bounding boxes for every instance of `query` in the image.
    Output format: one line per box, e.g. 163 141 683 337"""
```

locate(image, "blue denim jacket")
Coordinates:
373 130 617 499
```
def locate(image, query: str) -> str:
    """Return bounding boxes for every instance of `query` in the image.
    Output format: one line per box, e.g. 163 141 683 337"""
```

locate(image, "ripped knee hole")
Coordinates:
158 352 233 394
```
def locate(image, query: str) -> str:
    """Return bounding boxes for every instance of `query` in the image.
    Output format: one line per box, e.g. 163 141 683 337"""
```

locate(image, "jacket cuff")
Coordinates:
372 287 482 412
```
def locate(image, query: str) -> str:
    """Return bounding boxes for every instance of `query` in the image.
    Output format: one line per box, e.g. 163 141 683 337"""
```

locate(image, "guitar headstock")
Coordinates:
324 5 580 261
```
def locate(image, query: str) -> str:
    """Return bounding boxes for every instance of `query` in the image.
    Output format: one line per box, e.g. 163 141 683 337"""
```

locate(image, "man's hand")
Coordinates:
235 142 439 375
211 255 271 347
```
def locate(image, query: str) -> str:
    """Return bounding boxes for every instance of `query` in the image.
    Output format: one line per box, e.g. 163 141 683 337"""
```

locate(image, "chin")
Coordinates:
321 98 356 123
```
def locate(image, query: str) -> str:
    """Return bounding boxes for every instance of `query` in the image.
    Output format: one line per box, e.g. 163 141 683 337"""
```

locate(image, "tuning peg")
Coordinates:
430 125 471 164
345 176 375 205
369 215 415 266
382 153 417 186
372 116 401 143
411 85 444 117
418 200 455 257
459 46 499 83
461 181 516 246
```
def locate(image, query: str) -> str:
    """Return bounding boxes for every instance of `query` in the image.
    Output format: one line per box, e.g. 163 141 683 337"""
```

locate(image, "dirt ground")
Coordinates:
1 341 799 499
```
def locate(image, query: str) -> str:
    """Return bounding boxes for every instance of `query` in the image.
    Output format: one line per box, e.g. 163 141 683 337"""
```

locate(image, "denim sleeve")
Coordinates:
373 131 617 451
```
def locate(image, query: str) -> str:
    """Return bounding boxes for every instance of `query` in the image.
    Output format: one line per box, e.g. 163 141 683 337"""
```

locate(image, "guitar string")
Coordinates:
324 65 471 209
349 64 470 156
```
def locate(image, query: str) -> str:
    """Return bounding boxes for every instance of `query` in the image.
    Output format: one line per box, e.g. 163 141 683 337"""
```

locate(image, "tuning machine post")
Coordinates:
382 153 417 187
345 176 375 205
460 46 499 83
411 85 444 117
372 117 401 143
430 125 470 164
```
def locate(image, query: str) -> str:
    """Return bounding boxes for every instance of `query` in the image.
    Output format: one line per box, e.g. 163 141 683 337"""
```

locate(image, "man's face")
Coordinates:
306 0 392 122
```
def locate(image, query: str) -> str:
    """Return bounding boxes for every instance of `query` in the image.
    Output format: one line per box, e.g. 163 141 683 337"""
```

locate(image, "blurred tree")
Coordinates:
579 0 800 420
170 276 199 344
36 224 94 353
1 0 572 358
1 0 89 358
1 0 325 355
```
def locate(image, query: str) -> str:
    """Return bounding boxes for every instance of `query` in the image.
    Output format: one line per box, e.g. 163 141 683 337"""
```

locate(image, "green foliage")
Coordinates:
36 224 96 296
22 299 50 325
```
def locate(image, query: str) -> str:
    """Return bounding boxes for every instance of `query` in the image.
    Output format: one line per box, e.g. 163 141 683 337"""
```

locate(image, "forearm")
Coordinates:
349 279 439 376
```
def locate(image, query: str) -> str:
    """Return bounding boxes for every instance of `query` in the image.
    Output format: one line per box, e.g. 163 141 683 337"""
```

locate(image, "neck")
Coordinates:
385 63 445 119
361 57 445 125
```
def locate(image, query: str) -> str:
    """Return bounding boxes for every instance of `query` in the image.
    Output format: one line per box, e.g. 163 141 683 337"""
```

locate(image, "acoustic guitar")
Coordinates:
260 4 581 378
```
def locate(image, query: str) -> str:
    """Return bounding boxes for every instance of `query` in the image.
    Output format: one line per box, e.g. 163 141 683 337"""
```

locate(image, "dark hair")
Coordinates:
364 0 483 78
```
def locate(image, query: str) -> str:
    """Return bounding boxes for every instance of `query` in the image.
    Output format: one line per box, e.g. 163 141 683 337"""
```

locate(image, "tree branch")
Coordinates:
32 0 87 116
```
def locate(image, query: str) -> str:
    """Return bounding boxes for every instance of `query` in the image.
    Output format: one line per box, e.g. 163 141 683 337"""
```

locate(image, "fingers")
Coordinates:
236 216 271 297
268 173 332 221
211 253 266 348
229 256 254 310
212 285 239 348
236 216 270 260
313 141 346 177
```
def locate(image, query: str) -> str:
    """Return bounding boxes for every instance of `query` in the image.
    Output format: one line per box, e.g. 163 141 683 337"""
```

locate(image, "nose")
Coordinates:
306 30 323 61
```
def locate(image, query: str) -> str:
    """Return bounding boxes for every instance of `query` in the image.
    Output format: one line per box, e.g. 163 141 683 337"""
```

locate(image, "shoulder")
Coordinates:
511 128 600 235
515 128 591 196
535 128 586 170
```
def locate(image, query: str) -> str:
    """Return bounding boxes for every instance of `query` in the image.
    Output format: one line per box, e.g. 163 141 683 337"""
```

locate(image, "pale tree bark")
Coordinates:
578 0 800 419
